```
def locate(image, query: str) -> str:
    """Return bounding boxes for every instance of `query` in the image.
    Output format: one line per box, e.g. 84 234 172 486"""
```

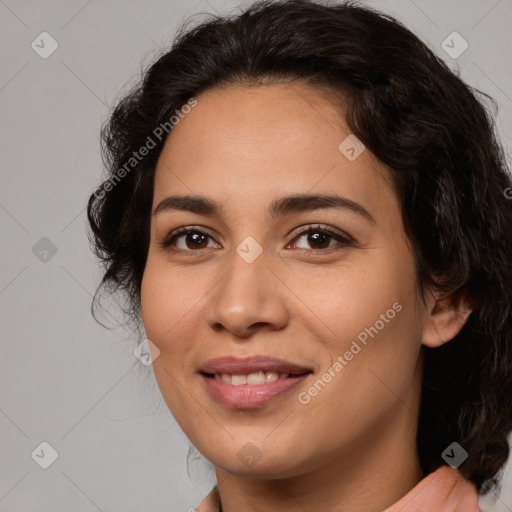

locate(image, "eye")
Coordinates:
157 226 218 254
288 224 353 253
158 224 354 256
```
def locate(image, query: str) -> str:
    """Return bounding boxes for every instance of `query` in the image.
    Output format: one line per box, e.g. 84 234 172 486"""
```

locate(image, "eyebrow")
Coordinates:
152 193 376 224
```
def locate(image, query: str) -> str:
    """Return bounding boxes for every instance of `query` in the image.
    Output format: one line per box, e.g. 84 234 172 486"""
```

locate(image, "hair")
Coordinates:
87 0 512 495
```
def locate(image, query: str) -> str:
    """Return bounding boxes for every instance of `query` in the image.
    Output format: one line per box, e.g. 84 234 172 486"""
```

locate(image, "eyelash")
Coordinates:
157 224 354 257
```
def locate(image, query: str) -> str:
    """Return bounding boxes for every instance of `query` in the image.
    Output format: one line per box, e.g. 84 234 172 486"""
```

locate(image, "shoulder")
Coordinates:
196 486 221 512
195 466 481 512
384 465 481 512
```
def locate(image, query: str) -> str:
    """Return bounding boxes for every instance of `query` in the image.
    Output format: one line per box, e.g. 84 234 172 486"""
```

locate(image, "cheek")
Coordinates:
293 241 423 397
141 267 188 390
289 254 416 352
140 259 202 424
141 254 204 345
141 264 170 344
304 262 423 414
296 293 422 451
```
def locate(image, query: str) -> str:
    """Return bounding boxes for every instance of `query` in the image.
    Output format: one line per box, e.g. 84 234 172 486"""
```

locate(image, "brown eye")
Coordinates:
305 231 332 249
291 226 353 252
158 227 218 253
182 232 209 249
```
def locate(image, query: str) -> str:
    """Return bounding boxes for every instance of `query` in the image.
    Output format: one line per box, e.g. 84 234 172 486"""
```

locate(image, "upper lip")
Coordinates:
200 356 313 376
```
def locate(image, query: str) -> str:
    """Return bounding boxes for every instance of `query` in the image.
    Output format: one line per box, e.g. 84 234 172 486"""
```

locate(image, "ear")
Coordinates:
421 292 472 348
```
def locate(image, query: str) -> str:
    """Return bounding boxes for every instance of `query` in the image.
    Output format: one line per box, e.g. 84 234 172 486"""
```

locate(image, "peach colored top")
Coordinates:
195 465 481 512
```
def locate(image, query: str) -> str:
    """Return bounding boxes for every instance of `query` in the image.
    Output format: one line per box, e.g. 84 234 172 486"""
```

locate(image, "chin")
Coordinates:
198 434 317 479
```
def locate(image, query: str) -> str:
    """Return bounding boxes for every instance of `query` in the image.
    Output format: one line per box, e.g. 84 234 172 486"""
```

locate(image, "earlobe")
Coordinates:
421 293 472 348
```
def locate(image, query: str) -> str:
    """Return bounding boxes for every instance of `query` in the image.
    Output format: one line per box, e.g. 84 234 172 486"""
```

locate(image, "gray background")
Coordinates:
1 0 511 511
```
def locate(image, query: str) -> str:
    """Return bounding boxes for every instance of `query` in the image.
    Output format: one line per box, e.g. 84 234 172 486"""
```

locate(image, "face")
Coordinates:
141 82 429 479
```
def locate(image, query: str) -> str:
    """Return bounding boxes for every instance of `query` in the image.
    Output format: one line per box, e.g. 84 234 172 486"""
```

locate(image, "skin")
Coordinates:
140 82 470 512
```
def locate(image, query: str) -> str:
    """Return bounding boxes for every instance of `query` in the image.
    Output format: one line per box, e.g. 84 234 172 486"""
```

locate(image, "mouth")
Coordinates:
200 355 313 382
199 356 313 408
207 370 298 385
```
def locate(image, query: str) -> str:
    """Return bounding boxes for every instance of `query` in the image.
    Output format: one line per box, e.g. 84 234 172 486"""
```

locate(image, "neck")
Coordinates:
215 366 424 512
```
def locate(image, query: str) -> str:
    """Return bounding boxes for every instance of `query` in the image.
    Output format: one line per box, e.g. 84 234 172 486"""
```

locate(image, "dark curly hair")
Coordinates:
87 0 512 495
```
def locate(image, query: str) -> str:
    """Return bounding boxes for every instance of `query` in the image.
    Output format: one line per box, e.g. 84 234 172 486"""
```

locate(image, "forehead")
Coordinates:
159 81 347 166
153 82 394 214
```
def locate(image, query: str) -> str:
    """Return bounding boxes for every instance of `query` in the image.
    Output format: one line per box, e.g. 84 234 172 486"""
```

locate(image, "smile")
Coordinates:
213 371 290 385
200 356 313 408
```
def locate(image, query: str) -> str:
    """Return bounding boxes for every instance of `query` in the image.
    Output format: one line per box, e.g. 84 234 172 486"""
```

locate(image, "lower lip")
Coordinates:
201 374 310 408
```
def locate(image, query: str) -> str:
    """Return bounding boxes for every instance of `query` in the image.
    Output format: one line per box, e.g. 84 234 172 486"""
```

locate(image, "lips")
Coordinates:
200 355 313 376
199 356 313 408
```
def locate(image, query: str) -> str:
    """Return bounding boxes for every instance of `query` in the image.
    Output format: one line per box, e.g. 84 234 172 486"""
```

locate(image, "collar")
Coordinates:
195 465 481 512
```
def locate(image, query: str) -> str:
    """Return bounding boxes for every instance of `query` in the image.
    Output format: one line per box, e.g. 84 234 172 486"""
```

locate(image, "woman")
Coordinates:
87 1 512 510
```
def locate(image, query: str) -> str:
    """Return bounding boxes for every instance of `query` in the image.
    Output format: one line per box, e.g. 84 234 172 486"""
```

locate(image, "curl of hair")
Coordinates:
87 0 512 494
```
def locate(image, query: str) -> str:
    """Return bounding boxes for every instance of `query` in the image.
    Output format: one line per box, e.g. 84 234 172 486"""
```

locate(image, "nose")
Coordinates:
206 251 289 338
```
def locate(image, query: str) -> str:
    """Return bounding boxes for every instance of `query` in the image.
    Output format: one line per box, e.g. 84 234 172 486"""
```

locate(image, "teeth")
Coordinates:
214 371 290 385
265 371 278 383
231 374 247 385
247 371 265 385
